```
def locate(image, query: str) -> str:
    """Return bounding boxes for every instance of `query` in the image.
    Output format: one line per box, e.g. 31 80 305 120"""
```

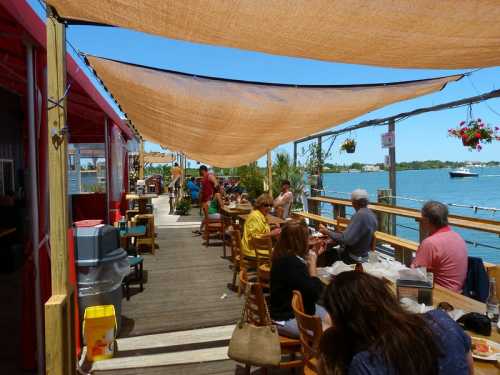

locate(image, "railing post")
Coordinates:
333 203 346 219
45 8 76 375
377 188 394 235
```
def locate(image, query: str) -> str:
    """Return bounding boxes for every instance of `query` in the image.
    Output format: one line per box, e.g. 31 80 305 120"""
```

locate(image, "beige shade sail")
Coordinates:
85 55 462 167
49 0 500 69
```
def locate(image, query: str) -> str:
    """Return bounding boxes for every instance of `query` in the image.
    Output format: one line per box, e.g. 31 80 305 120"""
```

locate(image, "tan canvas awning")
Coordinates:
85 55 462 167
49 0 500 69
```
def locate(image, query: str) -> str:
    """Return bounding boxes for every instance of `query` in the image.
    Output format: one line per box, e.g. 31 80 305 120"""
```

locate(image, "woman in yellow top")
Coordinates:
241 194 281 259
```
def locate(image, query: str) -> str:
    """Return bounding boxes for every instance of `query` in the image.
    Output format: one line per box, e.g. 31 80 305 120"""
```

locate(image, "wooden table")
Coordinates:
317 270 500 374
238 213 286 226
0 227 16 238
221 204 252 217
126 193 158 214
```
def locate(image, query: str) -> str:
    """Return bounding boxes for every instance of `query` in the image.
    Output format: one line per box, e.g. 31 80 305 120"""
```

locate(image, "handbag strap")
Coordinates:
240 281 275 330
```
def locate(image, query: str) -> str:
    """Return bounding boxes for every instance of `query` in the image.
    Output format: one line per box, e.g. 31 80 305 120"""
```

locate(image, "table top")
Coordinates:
118 225 147 238
125 193 158 200
0 227 16 238
238 213 286 226
317 270 499 374
222 204 252 215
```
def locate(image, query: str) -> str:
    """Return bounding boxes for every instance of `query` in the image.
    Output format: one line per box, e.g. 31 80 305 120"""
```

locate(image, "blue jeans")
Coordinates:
276 304 328 339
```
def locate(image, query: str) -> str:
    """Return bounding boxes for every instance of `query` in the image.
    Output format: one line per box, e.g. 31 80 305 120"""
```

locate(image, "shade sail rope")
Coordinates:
83 54 463 167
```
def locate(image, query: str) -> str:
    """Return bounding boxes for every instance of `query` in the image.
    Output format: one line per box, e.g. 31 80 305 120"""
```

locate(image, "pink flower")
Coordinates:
460 121 466 126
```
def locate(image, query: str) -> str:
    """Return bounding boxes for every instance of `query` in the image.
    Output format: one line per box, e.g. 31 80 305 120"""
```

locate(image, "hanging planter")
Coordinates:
448 118 500 151
340 139 357 153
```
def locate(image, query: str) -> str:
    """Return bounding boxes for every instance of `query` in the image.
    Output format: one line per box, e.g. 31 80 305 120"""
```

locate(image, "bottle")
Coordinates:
119 216 127 231
486 277 499 323
355 263 364 272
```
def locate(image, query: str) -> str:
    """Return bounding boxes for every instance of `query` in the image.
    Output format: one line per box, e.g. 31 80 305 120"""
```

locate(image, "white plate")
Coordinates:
471 337 500 361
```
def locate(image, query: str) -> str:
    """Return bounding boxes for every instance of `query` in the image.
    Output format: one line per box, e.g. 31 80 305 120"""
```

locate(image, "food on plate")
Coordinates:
471 338 499 357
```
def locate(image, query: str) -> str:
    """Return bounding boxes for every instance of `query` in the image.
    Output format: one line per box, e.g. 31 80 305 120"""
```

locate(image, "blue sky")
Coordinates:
30 1 500 166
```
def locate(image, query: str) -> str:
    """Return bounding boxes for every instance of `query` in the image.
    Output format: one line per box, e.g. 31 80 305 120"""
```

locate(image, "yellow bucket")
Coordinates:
83 305 117 361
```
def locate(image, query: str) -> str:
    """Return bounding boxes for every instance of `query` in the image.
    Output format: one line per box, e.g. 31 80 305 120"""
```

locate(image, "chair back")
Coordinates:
291 290 323 373
250 237 273 266
239 270 271 326
229 229 242 263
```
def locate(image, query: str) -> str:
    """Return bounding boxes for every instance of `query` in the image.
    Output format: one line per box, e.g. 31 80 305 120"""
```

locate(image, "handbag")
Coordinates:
227 282 281 367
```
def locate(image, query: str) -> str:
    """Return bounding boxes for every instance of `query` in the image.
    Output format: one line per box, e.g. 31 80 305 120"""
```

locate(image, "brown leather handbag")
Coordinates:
227 283 281 366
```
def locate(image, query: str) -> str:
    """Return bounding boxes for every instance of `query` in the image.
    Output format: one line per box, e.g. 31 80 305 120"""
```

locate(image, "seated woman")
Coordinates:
270 220 327 339
319 271 473 375
240 194 281 261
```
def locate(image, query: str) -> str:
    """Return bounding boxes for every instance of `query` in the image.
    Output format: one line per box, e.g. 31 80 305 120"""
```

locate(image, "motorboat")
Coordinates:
449 167 479 178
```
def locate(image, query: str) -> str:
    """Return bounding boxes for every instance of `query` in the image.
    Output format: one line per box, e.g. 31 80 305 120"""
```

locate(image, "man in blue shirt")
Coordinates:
186 176 200 202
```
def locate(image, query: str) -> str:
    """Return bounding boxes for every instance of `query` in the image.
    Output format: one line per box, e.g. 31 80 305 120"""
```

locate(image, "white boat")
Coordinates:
449 167 479 178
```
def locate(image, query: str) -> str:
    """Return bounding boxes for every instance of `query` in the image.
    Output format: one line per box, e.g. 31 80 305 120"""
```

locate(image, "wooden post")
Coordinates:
293 142 297 167
267 150 273 197
45 9 75 375
388 119 397 234
377 188 394 235
333 204 346 219
139 139 145 179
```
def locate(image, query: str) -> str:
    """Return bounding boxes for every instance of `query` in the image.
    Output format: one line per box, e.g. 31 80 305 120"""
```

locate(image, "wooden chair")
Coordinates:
239 271 303 373
203 216 224 247
135 214 156 254
227 229 242 291
291 291 323 375
250 237 273 290
221 214 237 258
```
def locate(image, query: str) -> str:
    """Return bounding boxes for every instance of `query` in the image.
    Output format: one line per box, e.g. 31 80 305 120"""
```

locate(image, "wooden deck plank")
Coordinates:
119 224 242 338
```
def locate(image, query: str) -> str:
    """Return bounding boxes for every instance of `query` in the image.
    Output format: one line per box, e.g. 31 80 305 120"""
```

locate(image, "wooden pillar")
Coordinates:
377 188 394 235
267 150 273 197
139 139 144 179
388 119 397 234
45 9 75 375
333 204 346 219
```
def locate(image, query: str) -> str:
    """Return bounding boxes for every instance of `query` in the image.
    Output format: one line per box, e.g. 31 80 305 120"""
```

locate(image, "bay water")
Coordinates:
320 167 500 263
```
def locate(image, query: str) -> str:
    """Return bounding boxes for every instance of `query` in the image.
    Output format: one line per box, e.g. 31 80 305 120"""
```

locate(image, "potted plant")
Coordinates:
448 119 500 151
340 139 357 153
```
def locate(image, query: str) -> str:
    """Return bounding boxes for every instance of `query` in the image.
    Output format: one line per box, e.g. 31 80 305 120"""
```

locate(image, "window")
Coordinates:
0 159 14 195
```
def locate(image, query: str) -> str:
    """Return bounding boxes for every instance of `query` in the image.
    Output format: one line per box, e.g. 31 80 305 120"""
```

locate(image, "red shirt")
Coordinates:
412 226 468 292
200 174 215 203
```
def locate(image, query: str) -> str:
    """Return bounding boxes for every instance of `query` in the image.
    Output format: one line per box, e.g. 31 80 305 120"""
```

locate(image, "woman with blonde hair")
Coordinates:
240 194 281 260
270 220 327 338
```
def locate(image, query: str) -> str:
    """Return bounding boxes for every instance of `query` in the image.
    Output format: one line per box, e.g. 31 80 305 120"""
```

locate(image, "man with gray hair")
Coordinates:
412 201 468 292
319 189 378 264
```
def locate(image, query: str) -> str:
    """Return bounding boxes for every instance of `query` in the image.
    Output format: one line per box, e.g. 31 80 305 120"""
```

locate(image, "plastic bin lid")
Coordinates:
75 247 127 267
74 220 104 227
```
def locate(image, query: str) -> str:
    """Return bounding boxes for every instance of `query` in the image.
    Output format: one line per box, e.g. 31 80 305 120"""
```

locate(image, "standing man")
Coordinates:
319 189 377 264
273 179 293 218
412 201 468 292
171 162 182 196
198 165 219 230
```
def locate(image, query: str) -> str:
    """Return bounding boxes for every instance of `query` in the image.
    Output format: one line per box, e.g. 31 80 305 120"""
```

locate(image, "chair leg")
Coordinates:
244 364 251 375
139 262 144 291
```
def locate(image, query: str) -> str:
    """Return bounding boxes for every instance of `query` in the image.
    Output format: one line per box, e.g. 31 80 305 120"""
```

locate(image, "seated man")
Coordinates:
412 201 467 292
319 189 377 264
186 176 200 202
273 179 293 218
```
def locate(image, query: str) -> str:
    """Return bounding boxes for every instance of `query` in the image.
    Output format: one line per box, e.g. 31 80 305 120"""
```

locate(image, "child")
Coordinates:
168 186 175 214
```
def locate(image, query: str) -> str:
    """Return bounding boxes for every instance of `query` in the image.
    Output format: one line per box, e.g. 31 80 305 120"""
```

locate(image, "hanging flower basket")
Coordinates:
448 118 500 151
341 139 357 153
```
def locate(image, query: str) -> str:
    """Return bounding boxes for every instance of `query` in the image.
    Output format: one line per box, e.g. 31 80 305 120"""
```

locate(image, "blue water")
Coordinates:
320 167 500 263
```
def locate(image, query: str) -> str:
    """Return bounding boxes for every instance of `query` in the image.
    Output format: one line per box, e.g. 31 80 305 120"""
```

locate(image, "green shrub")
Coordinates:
176 197 192 215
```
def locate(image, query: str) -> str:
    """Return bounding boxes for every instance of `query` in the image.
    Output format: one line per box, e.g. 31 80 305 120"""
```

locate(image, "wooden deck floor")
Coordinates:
120 226 241 337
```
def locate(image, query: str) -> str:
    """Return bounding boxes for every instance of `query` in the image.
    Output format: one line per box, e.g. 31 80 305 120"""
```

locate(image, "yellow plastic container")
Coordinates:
83 305 117 361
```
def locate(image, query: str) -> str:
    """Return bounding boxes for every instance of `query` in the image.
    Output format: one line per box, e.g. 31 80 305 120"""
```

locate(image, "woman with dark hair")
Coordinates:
319 271 473 375
270 220 327 338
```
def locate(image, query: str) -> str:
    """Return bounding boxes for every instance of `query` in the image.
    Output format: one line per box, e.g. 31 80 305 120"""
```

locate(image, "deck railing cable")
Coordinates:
311 187 500 213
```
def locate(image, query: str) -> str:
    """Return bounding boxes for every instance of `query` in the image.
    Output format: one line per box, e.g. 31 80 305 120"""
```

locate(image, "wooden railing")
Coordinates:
309 196 500 241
